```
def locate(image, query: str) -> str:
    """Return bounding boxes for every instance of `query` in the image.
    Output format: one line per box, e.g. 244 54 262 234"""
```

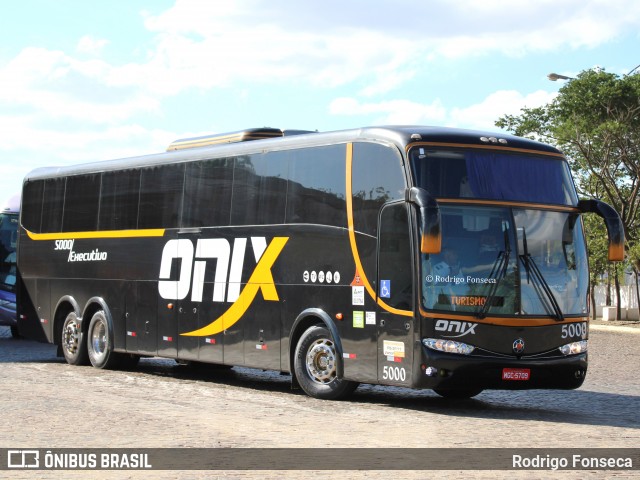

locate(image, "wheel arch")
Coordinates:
289 308 345 379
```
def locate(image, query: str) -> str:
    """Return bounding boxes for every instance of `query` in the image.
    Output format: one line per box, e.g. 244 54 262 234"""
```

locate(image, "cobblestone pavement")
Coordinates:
1 324 638 479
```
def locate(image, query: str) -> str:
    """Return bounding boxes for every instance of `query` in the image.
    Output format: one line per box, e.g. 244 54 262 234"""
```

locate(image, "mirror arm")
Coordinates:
578 199 625 262
407 187 441 254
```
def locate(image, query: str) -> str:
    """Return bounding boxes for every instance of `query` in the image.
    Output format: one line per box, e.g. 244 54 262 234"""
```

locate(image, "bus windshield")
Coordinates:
410 148 588 317
410 147 578 205
420 206 589 317
0 213 18 292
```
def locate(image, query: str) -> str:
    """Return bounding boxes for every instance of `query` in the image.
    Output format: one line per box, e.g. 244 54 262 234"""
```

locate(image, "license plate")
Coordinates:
502 368 530 381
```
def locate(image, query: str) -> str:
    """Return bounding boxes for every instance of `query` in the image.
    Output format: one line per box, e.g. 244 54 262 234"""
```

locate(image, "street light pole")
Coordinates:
547 73 575 81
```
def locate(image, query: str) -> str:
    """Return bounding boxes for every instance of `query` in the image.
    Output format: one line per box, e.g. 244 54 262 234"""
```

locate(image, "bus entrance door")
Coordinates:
376 203 413 387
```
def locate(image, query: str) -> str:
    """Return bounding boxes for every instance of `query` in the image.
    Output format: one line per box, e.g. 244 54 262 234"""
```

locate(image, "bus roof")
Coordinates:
23 126 563 182
1 193 20 214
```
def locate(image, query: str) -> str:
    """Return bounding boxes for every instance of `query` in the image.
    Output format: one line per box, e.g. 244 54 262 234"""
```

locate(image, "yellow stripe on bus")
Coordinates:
25 228 166 240
345 143 413 318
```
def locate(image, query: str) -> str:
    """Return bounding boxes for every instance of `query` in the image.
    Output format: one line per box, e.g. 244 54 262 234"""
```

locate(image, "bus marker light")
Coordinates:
425 366 437 377
335 313 343 321
167 303 174 310
205 338 216 344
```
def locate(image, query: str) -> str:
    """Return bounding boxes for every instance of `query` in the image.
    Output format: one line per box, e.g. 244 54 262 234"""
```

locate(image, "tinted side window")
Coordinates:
21 180 44 233
63 174 101 232
286 145 347 227
139 164 185 229
231 153 288 226
41 178 66 233
99 170 141 230
352 142 405 236
183 158 233 228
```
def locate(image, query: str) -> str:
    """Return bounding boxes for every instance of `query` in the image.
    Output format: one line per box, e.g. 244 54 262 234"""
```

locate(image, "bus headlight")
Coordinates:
559 340 587 356
423 338 475 355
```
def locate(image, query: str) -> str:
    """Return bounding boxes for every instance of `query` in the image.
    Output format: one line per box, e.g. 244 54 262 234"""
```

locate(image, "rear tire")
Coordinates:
87 310 120 369
60 312 89 365
294 325 358 400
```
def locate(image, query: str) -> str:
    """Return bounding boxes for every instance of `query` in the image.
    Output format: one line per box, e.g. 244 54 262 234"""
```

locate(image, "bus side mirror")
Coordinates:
407 187 441 254
578 199 625 262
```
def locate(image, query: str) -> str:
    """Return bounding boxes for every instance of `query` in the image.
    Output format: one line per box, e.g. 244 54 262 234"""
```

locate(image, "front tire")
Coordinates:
294 325 358 400
60 312 89 365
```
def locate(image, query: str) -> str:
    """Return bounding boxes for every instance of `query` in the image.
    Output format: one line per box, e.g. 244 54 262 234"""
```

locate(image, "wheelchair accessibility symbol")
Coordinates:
380 280 391 298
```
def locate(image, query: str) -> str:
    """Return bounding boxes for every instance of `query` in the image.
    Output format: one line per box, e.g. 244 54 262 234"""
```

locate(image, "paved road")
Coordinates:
1 324 638 479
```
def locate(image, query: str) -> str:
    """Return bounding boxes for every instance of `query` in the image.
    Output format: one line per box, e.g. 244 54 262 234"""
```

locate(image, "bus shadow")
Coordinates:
351 385 640 430
3 337 638 430
0 337 61 363
139 358 640 430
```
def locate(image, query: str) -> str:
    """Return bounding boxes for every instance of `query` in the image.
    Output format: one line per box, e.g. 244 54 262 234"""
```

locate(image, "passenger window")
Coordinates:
184 158 233 227
41 178 65 233
63 174 101 232
100 170 140 230
139 164 185 229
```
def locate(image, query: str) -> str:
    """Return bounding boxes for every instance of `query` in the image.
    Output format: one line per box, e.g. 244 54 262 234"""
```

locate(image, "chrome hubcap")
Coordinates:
62 320 80 355
305 338 336 384
91 320 107 361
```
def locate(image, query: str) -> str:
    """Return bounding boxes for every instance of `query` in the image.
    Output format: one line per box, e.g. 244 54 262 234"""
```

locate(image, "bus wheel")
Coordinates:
87 310 119 369
294 325 358 400
433 387 483 399
61 312 89 365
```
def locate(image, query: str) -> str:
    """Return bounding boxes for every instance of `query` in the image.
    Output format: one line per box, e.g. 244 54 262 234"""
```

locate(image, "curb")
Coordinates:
590 323 640 334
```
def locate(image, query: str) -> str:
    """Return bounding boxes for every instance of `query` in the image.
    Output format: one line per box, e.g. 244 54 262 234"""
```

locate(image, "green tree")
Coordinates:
496 68 640 319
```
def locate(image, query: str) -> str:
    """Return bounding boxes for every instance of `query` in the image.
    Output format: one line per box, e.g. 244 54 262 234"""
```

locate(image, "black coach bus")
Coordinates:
17 126 624 399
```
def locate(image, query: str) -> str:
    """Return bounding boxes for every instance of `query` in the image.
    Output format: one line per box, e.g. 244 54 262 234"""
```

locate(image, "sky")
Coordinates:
1 0 639 204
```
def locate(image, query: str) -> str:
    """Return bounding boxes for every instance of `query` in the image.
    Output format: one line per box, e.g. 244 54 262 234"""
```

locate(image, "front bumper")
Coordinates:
416 344 588 391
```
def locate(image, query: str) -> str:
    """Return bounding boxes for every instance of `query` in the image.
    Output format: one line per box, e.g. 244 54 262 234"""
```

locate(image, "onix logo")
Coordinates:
158 236 288 337
434 319 478 338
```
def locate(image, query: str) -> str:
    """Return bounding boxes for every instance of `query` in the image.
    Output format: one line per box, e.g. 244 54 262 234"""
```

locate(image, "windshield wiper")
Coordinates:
518 228 564 321
476 226 511 319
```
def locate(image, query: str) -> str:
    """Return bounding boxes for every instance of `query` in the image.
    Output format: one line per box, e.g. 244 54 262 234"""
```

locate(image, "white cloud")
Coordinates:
77 36 109 55
0 47 160 124
329 97 447 125
449 90 557 131
134 0 640 94
330 89 556 132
